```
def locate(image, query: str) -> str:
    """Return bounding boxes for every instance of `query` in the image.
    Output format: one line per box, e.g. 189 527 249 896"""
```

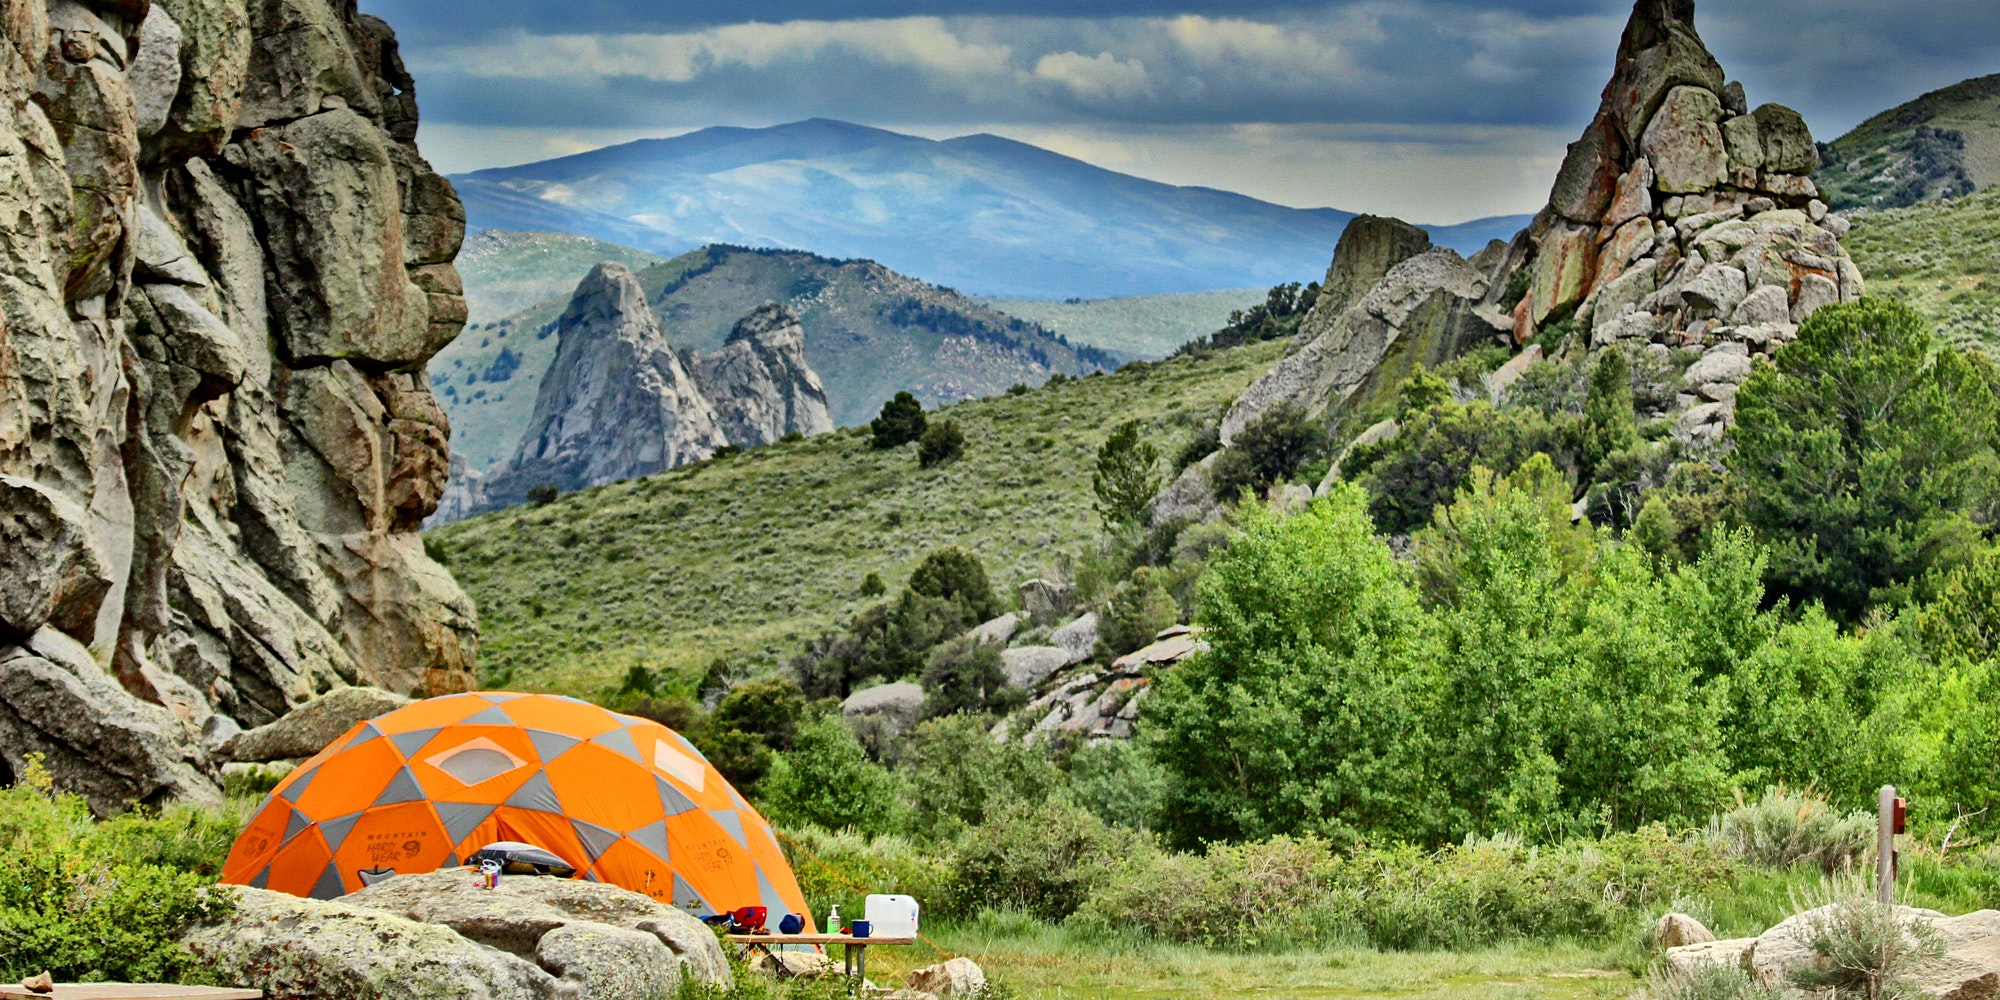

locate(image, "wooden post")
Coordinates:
1878 785 1898 906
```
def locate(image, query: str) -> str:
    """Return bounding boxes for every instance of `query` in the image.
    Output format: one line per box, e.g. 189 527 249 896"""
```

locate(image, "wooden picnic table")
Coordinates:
727 933 917 991
0 987 261 999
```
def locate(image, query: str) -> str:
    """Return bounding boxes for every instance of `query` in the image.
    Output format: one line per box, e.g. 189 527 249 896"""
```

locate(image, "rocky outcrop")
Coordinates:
0 0 475 812
182 872 731 1000
1665 903 2000 1000
1301 215 1435 329
1485 0 1859 434
693 303 833 448
436 284 834 520
477 262 727 508
219 684 411 762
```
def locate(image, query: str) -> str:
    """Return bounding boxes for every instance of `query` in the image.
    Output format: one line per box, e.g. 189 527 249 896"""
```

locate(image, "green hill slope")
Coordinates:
979 289 1266 359
1817 74 2000 210
425 339 1287 697
458 230 666 325
1844 185 2000 353
432 245 1117 471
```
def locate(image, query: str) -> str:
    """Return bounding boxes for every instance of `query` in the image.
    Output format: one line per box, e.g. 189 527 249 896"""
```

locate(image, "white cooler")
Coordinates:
864 894 920 938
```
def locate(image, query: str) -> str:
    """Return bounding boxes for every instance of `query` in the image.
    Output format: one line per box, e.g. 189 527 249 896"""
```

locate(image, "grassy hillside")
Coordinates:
426 338 1287 697
980 289 1265 359
432 245 1117 470
1817 74 2000 210
457 230 665 324
1844 185 2000 353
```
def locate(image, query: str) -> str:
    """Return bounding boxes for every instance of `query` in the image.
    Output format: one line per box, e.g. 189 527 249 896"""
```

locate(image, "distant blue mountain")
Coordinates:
452 119 1532 300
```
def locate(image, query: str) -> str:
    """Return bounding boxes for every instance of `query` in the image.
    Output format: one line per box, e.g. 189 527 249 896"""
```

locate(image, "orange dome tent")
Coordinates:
221 692 812 928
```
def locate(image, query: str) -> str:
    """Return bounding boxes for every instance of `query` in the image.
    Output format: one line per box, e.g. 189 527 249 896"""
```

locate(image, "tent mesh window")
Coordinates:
433 745 522 785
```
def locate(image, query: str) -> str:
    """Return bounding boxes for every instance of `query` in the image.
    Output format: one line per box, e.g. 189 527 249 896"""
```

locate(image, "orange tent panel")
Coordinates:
222 692 813 931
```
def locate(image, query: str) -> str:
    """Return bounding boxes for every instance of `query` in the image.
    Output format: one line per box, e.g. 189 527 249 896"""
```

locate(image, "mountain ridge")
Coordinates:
450 118 1533 300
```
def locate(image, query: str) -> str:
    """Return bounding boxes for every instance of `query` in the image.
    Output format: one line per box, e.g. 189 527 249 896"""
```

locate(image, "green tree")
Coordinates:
918 418 966 468
919 637 1023 721
871 391 927 449
1209 402 1328 500
1729 298 2000 621
1093 421 1162 529
758 712 903 835
901 715 1058 841
1580 349 1639 480
1144 487 1442 849
908 547 1001 622
1360 400 1572 536
1093 566 1181 661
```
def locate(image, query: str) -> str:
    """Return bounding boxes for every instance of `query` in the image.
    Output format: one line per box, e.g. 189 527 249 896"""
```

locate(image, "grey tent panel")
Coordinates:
709 809 749 850
529 729 582 764
248 868 269 890
655 777 698 817
590 726 643 764
505 771 564 814
389 727 443 759
673 872 709 914
278 766 317 803
480 692 526 702
627 819 671 861
755 866 795 927
573 818 621 862
309 861 346 900
436 801 498 845
340 723 385 752
317 810 365 852
373 767 427 807
282 806 311 844
460 705 514 726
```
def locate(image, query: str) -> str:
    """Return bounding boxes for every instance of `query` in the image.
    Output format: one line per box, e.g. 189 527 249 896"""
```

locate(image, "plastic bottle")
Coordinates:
826 904 841 936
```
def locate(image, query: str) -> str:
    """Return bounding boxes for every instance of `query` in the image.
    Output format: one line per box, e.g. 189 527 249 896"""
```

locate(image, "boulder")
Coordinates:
1550 118 1625 224
965 613 1020 647
752 950 832 980
1309 215 1433 321
1730 284 1791 327
1749 904 1948 989
1017 579 1074 625
1002 647 1071 690
1663 937 1757 977
906 958 987 999
1643 86 1730 194
341 869 731 994
842 681 925 739
1655 912 1717 950
221 686 414 762
182 886 557 1000
1051 613 1099 666
1681 263 1748 316
692 304 834 448
1752 103 1819 176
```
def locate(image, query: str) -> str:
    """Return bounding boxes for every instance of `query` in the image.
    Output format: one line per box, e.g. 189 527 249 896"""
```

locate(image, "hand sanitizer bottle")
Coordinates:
826 905 841 935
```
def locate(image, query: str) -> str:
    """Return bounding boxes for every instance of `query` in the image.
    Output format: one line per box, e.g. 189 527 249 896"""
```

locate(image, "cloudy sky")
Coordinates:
364 0 2000 224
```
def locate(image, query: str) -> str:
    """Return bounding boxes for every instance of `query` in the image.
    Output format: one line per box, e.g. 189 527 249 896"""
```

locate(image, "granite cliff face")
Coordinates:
0 0 473 812
439 265 834 518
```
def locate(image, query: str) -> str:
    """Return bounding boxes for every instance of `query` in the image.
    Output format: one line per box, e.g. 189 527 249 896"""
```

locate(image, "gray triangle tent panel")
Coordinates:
590 726 644 764
754 866 798 927
655 777 698 817
373 768 427 807
573 818 621 862
309 861 347 900
672 872 711 914
340 723 386 752
708 809 750 850
278 767 317 804
505 771 564 814
282 805 312 844
436 801 498 845
248 867 269 890
317 811 366 853
529 729 582 764
627 819 671 861
479 692 526 703
460 705 514 726
388 727 443 759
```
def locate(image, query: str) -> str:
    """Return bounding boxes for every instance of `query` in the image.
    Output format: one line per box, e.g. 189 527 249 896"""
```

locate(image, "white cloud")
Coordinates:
1030 51 1153 100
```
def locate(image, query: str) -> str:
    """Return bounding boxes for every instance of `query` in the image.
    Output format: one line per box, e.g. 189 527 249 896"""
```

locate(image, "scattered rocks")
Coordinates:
906 958 987 998
1654 912 1717 950
965 613 1021 647
1051 613 1100 666
1663 903 2000 1000
1017 579 1075 625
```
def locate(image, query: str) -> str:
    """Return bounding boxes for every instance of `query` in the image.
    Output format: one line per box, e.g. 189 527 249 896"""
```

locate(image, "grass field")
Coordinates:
1845 186 2000 353
427 338 1288 698
980 290 1266 360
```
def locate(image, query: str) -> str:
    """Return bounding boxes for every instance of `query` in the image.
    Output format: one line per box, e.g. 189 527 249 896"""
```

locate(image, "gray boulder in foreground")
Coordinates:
186 871 731 1000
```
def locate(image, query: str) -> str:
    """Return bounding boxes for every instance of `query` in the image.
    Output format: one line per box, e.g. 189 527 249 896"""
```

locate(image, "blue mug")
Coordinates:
850 920 872 938
779 914 804 935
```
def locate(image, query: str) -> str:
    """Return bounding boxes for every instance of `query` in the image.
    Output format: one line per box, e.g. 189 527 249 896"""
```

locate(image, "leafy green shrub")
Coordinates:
1073 835 1341 949
950 800 1140 921
525 483 559 505
1061 739 1166 832
1358 396 1572 535
860 571 885 597
918 419 966 468
1210 402 1327 500
715 677 807 751
775 825 954 926
1174 420 1221 473
871 391 927 449
759 713 904 836
902 716 1058 842
919 638 1024 722
1092 567 1180 661
1708 786 1874 874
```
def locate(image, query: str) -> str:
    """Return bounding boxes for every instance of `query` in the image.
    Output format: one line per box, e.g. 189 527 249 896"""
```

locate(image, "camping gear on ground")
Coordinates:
218 691 811 933
469 841 577 878
850 920 872 938
779 913 805 934
478 858 503 888
729 905 768 932
865 894 920 938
